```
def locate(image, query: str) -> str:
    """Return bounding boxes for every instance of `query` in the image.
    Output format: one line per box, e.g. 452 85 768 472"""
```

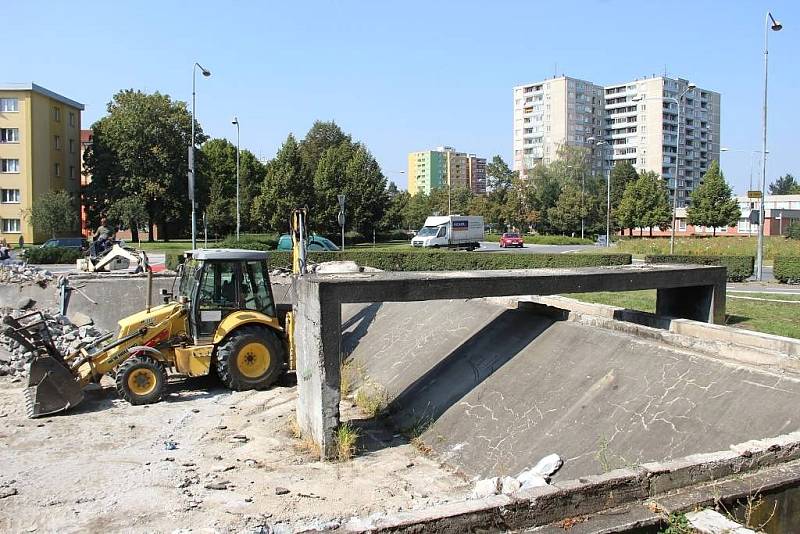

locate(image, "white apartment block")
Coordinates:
513 76 605 177
513 75 721 208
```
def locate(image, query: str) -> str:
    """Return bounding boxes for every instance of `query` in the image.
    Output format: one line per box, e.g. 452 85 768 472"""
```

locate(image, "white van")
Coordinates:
410 215 484 250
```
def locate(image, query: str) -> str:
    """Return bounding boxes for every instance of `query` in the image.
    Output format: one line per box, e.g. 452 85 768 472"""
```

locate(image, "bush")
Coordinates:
165 253 184 271
24 247 84 265
217 235 277 251
774 256 800 284
787 222 800 240
644 254 754 282
265 250 632 271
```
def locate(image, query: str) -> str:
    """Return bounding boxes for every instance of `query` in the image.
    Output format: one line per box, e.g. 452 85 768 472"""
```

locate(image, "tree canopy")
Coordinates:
769 173 800 195
84 90 202 241
686 161 741 236
616 171 671 236
26 190 78 239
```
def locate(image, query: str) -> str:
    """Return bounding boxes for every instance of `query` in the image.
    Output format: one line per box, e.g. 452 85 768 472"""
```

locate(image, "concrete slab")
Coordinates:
298 265 728 457
345 300 800 480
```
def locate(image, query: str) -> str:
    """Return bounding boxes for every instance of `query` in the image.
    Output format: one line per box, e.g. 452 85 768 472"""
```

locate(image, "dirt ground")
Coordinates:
0 374 468 533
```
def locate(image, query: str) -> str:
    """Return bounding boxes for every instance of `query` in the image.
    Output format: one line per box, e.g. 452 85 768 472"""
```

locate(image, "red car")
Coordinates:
499 232 524 248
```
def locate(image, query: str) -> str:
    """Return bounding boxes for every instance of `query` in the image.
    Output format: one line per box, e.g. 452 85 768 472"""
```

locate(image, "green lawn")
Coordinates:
612 236 800 261
565 290 800 339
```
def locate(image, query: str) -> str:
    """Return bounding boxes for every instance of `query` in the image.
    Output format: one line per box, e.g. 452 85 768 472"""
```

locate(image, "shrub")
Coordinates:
774 256 800 284
644 254 754 282
165 253 184 271
24 247 83 264
265 250 632 271
217 235 277 251
787 222 800 240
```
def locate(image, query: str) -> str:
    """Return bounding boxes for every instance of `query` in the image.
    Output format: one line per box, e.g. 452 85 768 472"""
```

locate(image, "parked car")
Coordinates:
41 237 89 251
499 232 524 248
277 234 340 251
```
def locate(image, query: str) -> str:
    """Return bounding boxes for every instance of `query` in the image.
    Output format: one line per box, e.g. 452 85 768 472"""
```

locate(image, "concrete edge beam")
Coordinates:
337 432 800 533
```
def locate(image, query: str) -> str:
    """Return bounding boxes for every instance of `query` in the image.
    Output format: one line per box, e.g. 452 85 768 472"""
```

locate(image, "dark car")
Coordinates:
277 234 340 251
41 237 89 251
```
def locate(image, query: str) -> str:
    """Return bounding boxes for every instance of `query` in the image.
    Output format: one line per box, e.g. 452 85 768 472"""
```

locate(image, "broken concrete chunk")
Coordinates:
274 487 290 496
470 477 500 499
500 476 521 495
516 472 548 489
67 311 93 327
313 261 361 275
16 297 34 310
516 453 563 480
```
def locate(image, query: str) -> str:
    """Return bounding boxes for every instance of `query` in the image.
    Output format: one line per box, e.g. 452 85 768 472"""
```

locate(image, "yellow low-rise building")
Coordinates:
0 83 83 244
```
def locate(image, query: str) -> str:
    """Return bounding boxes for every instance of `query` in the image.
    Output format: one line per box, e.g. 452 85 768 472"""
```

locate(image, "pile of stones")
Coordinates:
0 265 53 286
0 306 106 378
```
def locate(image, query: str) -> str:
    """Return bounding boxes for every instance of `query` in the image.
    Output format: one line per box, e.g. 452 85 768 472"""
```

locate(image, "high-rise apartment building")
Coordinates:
512 75 721 207
604 77 720 207
0 83 83 243
512 76 605 177
408 146 486 195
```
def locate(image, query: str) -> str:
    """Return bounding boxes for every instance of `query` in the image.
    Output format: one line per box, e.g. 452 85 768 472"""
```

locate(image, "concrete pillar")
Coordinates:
656 282 725 324
294 278 341 459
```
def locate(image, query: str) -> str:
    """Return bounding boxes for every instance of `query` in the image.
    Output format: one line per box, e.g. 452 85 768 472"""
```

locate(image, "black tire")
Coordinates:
115 355 167 405
215 325 285 391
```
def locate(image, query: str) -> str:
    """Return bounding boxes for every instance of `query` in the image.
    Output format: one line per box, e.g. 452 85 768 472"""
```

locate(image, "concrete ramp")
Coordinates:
342 300 800 481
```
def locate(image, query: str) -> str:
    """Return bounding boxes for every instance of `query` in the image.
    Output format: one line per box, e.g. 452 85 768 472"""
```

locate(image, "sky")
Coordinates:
6 1 799 194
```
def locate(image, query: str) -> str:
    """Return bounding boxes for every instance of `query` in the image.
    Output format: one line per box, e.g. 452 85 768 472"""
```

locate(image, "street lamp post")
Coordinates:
587 137 611 247
190 62 211 250
757 12 783 281
232 116 240 241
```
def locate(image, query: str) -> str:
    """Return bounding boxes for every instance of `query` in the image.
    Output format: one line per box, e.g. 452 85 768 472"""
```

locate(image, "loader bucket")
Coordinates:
24 355 84 418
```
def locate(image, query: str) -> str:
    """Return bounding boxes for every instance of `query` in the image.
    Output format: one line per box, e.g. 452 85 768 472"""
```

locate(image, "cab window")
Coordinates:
241 261 275 316
198 261 237 308
436 226 446 238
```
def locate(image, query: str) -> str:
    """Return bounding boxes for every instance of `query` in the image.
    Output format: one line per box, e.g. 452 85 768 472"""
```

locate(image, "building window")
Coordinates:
1 159 20 173
0 98 19 112
69 112 76 127
69 138 75 153
54 162 61 177
1 189 20 203
53 106 61 121
69 166 75 179
0 128 19 143
1 218 21 233
54 135 62 150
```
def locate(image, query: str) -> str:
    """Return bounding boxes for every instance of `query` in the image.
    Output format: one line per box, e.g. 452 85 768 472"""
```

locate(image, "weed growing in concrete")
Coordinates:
716 483 778 531
403 415 433 455
355 383 388 418
288 415 302 439
287 414 321 457
659 512 690 534
594 434 634 472
335 422 359 461
340 359 365 399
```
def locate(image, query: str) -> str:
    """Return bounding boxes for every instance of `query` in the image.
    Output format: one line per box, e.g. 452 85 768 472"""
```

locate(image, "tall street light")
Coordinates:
190 62 211 250
232 116 240 241
587 137 611 247
721 147 766 192
757 12 783 281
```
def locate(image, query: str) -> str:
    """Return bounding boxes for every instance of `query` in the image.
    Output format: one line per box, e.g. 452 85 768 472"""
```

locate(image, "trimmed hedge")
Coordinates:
644 254 754 282
24 247 84 264
266 250 631 271
774 256 800 284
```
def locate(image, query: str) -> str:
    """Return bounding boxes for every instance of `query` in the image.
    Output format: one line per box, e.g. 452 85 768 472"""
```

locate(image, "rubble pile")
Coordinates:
0 264 54 286
0 308 106 378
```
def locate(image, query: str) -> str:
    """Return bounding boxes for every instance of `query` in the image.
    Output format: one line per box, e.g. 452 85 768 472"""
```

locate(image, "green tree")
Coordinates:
546 183 585 235
769 173 799 195
616 171 671 237
686 161 741 236
25 190 79 240
609 161 639 210
251 134 310 233
200 138 265 236
84 90 202 241
300 121 351 179
106 197 148 242
379 183 408 231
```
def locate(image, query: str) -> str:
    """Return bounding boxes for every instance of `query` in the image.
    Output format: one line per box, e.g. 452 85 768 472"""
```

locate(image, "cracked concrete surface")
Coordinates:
342 299 800 481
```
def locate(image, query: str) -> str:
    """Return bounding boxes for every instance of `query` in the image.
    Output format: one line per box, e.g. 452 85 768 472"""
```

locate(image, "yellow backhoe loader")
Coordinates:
11 210 310 418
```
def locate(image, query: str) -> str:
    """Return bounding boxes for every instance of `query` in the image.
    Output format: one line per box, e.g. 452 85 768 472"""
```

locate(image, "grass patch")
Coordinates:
355 383 388 418
335 422 360 461
403 416 434 455
564 290 800 339
287 414 321 457
614 236 800 261
340 360 365 398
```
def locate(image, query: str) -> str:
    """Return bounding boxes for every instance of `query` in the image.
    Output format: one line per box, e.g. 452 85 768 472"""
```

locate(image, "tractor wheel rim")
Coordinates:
128 368 157 396
237 342 270 379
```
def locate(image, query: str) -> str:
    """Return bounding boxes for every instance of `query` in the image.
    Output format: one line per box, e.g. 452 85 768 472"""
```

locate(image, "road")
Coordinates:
476 241 596 254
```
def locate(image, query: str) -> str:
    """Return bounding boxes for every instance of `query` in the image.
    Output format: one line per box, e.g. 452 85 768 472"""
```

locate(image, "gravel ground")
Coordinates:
0 375 467 533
